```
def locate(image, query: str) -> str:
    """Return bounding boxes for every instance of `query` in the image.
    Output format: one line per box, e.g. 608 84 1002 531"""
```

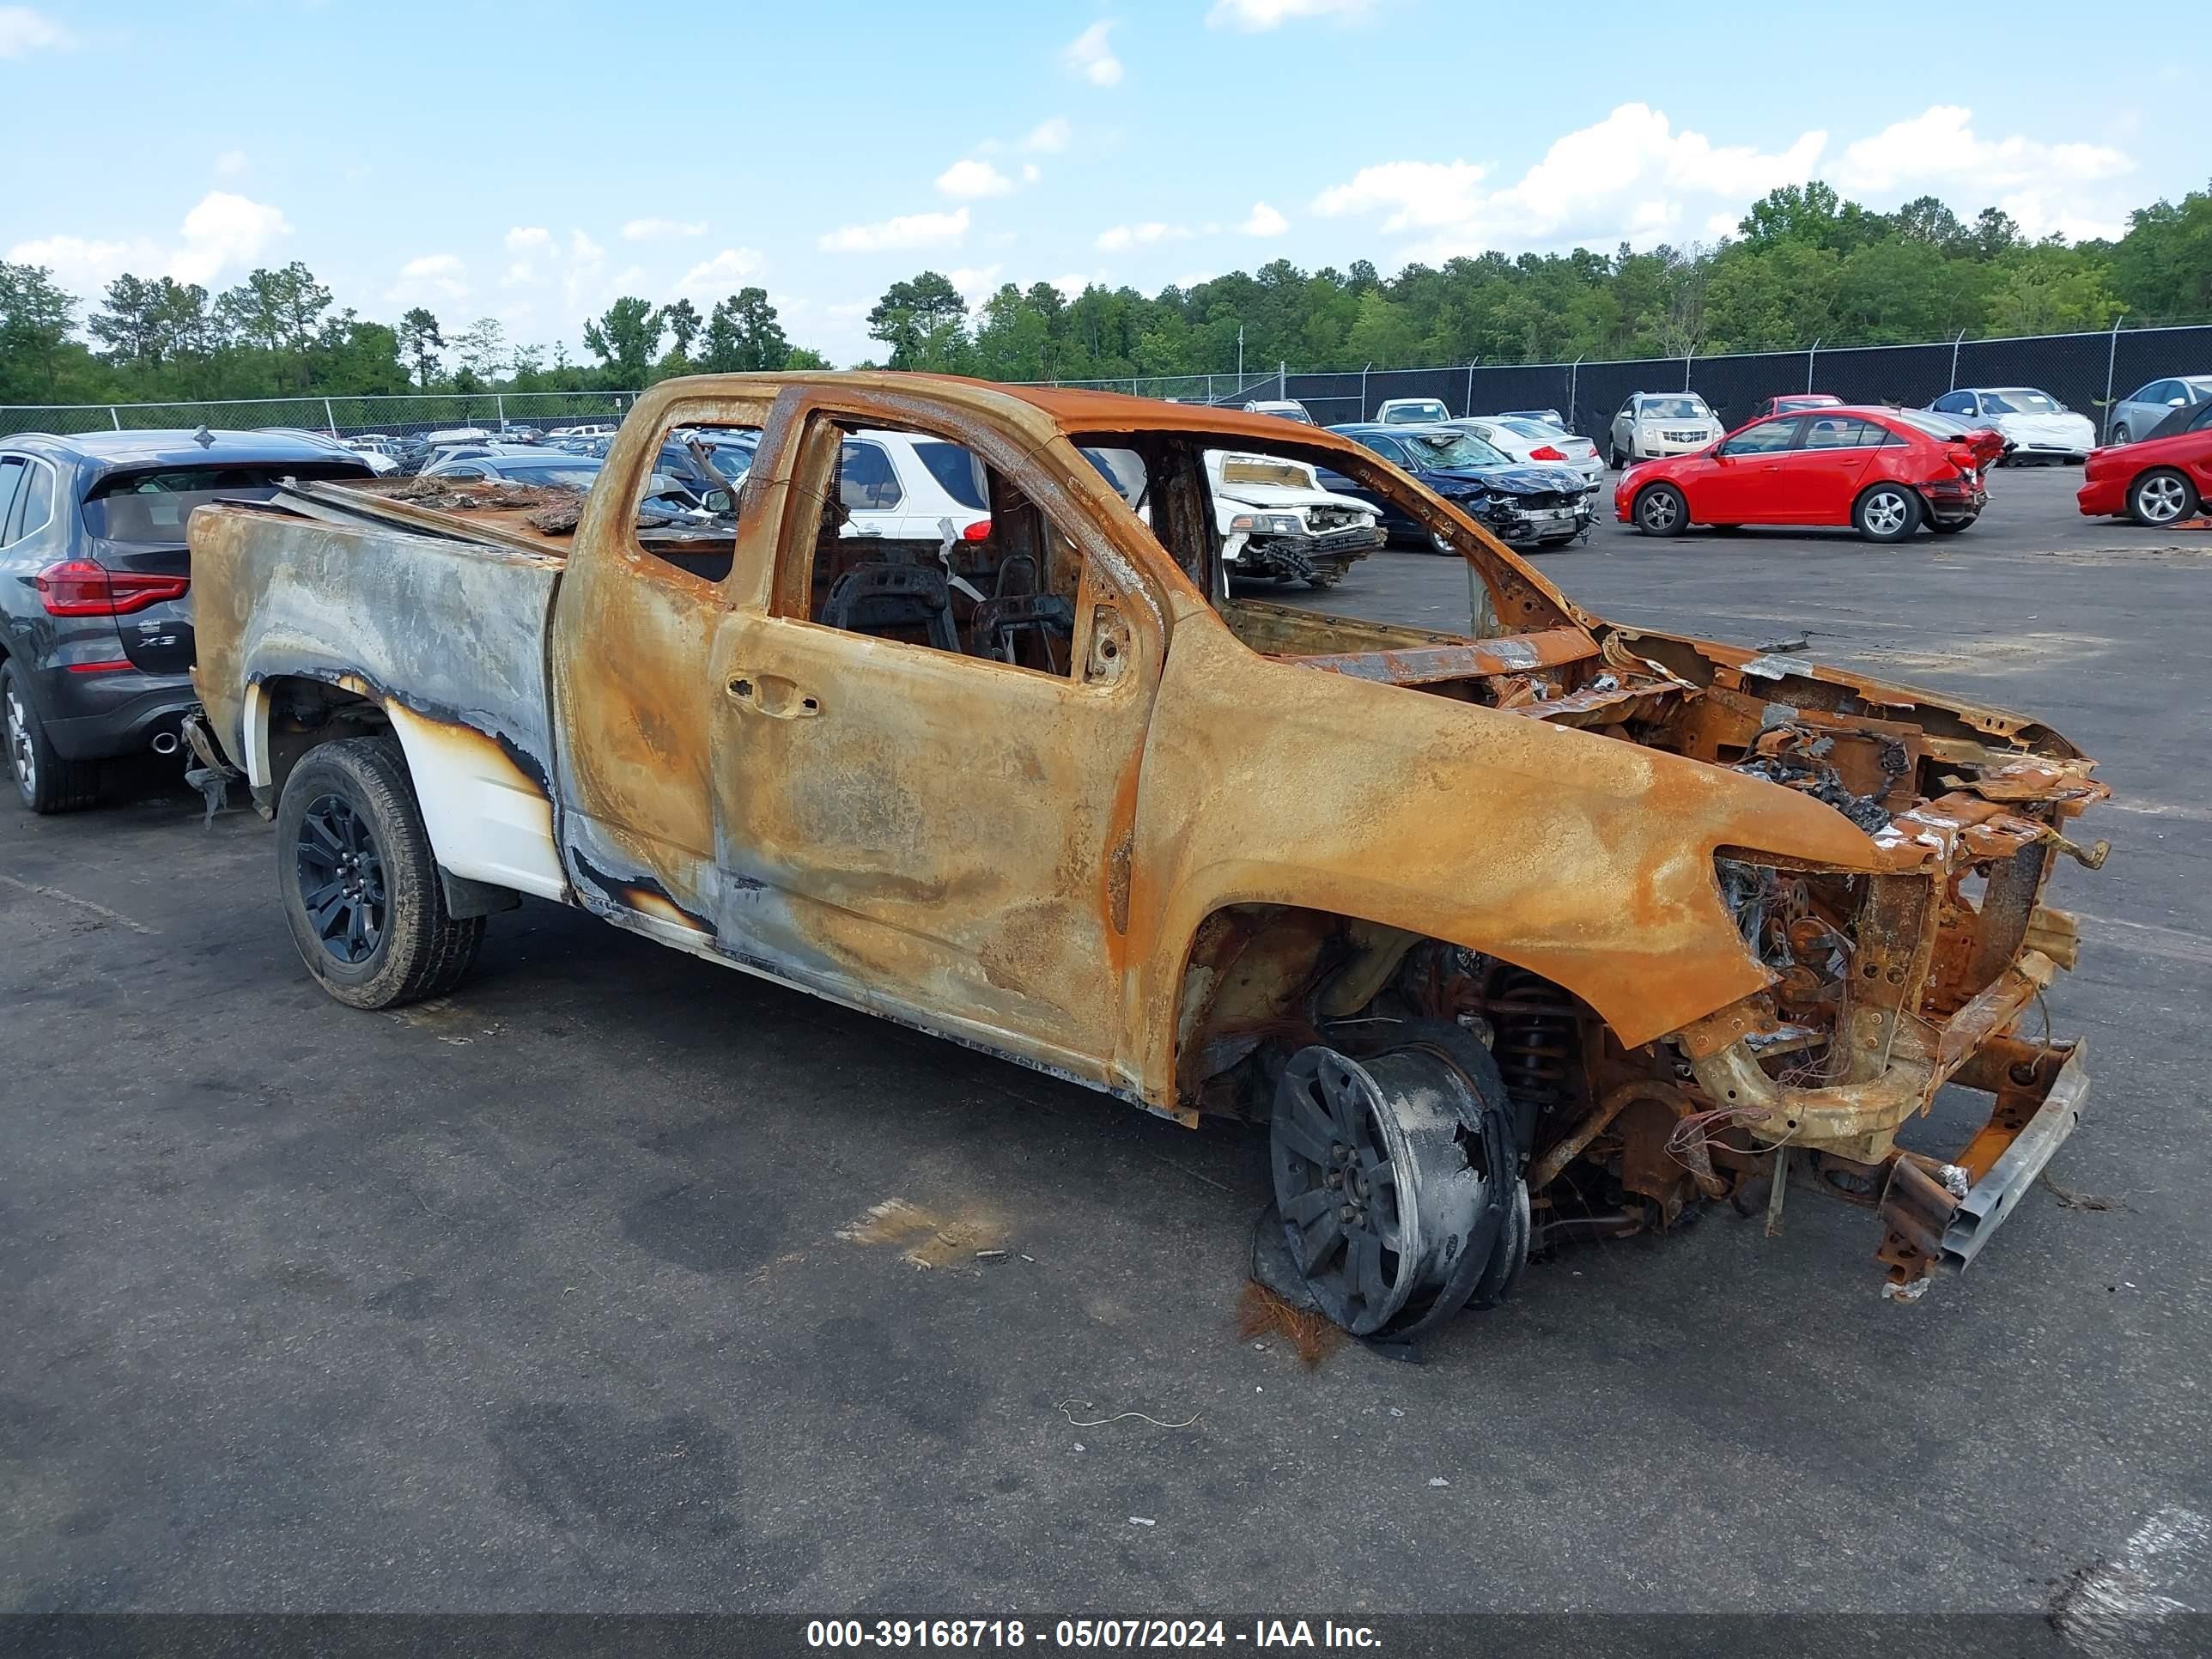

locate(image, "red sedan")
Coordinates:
1743 392 1844 422
2076 401 2212 526
1614 406 2002 543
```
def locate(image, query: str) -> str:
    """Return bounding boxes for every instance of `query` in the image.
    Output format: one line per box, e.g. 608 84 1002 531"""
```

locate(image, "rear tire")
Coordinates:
275 735 484 1010
1853 483 1923 543
1929 514 1976 536
2110 424 2132 447
1632 483 1690 537
3 659 100 815
2127 467 2197 527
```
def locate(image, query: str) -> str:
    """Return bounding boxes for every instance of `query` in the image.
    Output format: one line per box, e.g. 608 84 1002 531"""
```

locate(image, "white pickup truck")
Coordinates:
183 371 2106 1338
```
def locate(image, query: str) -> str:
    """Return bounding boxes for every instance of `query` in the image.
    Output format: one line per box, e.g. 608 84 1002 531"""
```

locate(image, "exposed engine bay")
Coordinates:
1194 596 2107 1334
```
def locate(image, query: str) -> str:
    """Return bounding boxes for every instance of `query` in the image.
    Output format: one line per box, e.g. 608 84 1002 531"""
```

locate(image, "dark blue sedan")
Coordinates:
1322 422 1594 550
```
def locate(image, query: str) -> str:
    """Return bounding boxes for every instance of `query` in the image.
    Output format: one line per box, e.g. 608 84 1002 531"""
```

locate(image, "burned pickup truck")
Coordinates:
185 373 2106 1340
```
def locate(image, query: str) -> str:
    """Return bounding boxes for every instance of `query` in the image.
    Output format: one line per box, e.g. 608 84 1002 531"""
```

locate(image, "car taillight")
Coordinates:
961 519 992 541
1528 445 1567 461
34 559 189 617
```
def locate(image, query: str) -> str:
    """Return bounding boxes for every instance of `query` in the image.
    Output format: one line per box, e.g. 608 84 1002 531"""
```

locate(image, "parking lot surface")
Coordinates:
4 468 2208 1615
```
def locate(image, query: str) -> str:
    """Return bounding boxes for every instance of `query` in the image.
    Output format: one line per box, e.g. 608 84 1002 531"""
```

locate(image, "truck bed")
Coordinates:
189 489 574 904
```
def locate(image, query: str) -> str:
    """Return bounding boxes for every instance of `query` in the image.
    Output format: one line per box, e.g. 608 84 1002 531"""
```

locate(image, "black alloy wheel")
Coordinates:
295 793 387 964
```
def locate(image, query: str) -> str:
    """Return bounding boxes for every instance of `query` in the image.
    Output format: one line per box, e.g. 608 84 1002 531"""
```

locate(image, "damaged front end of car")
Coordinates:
1563 629 2109 1301
1184 599 2109 1332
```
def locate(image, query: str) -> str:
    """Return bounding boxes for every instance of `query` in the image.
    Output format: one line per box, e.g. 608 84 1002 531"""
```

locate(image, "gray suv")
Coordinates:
1 429 370 812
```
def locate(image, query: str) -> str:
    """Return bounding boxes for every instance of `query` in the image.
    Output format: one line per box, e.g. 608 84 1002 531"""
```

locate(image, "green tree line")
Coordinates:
3 178 2207 408
0 264 831 406
866 179 2212 382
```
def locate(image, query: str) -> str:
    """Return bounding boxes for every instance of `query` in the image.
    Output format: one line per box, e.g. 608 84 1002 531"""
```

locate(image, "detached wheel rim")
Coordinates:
1270 1044 1501 1337
2138 474 2188 523
1639 489 1680 532
1863 489 1910 536
295 793 387 964
5 686 33 796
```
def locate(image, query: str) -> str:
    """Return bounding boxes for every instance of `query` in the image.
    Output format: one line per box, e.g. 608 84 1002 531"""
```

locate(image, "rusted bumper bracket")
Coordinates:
1876 1037 2088 1291
1934 1039 2087 1271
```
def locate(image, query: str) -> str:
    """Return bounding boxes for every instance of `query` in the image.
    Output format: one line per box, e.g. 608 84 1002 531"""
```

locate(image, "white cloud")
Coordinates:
818 206 970 253
499 227 551 288
7 189 289 295
1207 0 1374 30
386 252 469 305
495 228 614 319
168 191 291 284
1239 202 1289 237
621 216 708 240
936 159 1015 200
4 234 145 294
1313 160 1490 231
214 149 247 179
945 265 1006 307
1050 272 1101 301
1310 103 1835 258
0 6 70 57
675 246 767 296
1021 163 1041 185
1095 222 1190 252
1996 191 2126 245
1022 116 1073 154
1836 105 2130 197
1063 21 1122 88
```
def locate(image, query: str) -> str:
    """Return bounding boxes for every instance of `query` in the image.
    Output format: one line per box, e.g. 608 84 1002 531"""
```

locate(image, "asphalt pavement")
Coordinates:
3 466 2208 1620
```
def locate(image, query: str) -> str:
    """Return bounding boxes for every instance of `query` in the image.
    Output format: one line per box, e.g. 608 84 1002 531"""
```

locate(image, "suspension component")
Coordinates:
1487 965 1580 1148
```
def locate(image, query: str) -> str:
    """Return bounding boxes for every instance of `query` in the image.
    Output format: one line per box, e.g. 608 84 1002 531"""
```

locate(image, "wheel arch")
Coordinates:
249 669 565 904
1152 897 1648 1120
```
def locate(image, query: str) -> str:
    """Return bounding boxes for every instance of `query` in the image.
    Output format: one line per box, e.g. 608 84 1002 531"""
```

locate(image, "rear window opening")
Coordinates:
85 463 369 542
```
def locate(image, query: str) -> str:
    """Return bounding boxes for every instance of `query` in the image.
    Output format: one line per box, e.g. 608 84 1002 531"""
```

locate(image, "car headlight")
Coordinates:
1228 512 1301 535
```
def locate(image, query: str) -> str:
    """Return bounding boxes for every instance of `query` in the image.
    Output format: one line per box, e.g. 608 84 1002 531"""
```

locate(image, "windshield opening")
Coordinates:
1639 398 1711 421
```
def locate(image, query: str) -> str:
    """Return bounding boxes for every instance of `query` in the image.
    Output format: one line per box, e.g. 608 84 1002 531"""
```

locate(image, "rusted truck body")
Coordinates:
186 372 2106 1339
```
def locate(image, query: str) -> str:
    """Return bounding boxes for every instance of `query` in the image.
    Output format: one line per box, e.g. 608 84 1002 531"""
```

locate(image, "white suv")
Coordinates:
837 429 993 542
1610 393 1722 467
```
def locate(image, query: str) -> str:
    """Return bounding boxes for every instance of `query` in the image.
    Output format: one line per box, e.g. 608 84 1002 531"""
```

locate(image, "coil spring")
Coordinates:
1489 967 1579 1125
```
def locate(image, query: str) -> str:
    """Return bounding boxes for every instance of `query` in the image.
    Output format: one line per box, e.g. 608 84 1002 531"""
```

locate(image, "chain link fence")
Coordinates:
1267 324 2212 447
6 325 2208 443
0 389 643 441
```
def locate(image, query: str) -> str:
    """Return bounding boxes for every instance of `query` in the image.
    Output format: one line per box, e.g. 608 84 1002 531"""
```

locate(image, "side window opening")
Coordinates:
0 459 27 546
795 420 1086 679
628 419 763 584
16 462 53 539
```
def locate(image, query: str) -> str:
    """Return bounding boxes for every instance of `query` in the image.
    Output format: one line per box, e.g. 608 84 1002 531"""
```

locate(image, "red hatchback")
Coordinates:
2076 400 2212 526
1614 406 2002 543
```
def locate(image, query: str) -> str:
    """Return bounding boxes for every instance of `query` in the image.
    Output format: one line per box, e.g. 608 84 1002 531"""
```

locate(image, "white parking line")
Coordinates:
0 872 160 936
2054 1505 2209 1658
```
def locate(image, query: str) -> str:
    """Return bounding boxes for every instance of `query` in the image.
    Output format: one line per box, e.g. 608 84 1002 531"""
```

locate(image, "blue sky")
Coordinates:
1 0 2197 367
